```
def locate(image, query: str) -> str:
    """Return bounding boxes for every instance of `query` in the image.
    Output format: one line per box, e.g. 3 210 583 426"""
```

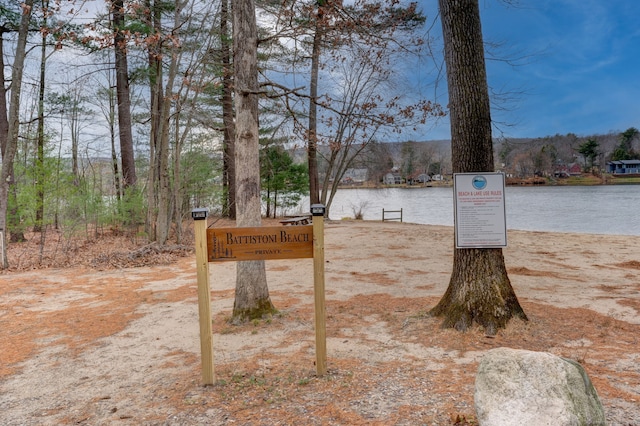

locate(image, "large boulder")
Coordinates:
474 347 605 426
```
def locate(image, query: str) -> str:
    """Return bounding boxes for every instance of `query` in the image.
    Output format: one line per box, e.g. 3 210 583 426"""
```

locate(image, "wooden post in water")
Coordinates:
192 208 214 385
311 204 327 376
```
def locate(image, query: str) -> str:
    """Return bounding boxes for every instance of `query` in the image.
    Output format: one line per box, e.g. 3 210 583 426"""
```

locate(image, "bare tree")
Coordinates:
139 0 221 243
261 0 441 213
144 0 181 244
429 0 527 335
316 43 442 213
90 71 122 202
170 1 225 242
232 0 276 321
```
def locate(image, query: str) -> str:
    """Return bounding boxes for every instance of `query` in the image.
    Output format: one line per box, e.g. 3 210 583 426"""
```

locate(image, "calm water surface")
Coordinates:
325 185 640 236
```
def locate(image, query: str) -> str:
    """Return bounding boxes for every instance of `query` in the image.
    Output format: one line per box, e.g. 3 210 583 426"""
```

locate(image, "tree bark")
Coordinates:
307 14 322 206
0 0 33 268
0 33 8 157
430 0 526 334
34 22 47 233
108 85 122 201
112 0 137 189
232 0 275 322
221 0 236 219
145 0 162 242
155 3 181 245
0 29 24 243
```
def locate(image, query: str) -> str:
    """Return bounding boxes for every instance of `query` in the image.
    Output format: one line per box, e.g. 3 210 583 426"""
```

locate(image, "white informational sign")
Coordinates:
453 173 507 248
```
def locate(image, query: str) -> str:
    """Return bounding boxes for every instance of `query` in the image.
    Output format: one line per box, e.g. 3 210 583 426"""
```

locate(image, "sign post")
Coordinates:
310 204 327 376
192 205 329 380
192 208 215 385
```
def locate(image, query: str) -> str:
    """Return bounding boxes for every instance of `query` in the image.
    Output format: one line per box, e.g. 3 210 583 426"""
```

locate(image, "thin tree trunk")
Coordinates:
70 91 81 187
34 16 47 233
264 179 271 218
307 14 322 206
429 0 526 334
145 0 162 241
232 0 275 322
0 33 7 156
107 85 122 201
156 12 181 245
221 0 236 219
172 111 183 243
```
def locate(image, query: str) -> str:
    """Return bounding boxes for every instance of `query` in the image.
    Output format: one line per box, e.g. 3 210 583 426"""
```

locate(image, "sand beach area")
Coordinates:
1 220 639 425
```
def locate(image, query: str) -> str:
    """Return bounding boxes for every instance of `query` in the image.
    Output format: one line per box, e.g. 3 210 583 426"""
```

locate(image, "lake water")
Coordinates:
324 185 640 236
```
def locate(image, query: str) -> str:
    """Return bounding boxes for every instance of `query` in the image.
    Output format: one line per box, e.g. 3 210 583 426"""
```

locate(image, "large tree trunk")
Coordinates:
429 0 526 335
155 2 182 245
0 0 33 268
232 0 275 322
221 0 236 219
0 31 24 244
112 0 137 189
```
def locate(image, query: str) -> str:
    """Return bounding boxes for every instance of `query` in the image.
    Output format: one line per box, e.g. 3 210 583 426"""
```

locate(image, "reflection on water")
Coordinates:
323 185 640 236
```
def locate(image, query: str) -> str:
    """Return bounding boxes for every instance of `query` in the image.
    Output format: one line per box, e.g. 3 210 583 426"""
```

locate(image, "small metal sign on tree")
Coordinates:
453 173 507 249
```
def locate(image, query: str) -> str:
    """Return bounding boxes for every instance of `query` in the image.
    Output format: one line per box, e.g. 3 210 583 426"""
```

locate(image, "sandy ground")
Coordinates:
1 220 639 425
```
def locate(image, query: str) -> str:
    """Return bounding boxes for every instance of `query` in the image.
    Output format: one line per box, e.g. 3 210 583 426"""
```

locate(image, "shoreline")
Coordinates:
336 173 640 189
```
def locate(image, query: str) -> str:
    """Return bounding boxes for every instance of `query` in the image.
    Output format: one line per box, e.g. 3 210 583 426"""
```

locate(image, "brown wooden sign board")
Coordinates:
206 225 313 262
194 216 327 381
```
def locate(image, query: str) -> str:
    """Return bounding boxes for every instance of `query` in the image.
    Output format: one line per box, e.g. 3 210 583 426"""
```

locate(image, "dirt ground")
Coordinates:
1 220 639 425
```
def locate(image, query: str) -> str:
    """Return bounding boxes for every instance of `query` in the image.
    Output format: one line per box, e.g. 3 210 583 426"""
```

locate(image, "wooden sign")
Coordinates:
206 225 313 262
193 210 327 383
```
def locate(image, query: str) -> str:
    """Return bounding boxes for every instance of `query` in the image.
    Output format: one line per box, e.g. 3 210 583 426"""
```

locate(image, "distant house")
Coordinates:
405 172 430 185
607 160 640 176
415 173 431 183
568 163 582 176
554 163 582 177
383 172 403 185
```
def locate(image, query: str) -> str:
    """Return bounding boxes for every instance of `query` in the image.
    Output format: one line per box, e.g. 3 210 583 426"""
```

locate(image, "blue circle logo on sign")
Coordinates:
472 176 487 190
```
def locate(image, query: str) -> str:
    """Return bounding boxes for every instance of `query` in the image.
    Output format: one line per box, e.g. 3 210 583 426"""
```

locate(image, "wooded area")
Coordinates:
0 0 443 269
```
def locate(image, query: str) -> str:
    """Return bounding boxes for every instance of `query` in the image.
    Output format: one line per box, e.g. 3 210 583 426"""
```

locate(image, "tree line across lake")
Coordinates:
310 127 640 187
